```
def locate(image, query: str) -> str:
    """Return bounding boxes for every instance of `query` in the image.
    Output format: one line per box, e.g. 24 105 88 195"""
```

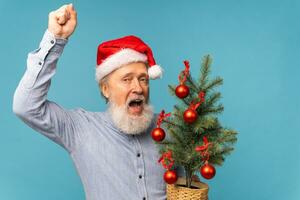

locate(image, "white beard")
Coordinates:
108 101 154 135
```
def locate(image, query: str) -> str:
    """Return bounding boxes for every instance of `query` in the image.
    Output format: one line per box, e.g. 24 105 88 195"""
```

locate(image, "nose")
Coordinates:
131 78 143 94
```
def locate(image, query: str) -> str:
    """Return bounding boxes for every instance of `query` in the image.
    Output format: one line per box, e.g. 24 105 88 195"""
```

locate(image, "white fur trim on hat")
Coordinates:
95 49 147 82
148 64 163 79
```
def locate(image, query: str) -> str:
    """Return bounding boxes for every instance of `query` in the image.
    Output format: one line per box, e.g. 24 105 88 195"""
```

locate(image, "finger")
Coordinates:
57 4 71 19
68 3 74 11
65 9 71 20
56 11 68 25
57 4 68 12
56 8 71 25
67 3 77 19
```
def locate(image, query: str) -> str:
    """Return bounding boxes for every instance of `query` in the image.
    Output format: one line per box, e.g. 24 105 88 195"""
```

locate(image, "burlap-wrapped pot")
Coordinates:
167 177 209 200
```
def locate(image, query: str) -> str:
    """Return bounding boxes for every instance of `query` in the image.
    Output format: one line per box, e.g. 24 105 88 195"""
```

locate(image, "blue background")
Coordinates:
0 0 299 199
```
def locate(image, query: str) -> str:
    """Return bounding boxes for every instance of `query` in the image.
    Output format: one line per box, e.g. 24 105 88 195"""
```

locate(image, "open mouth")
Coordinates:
128 99 144 114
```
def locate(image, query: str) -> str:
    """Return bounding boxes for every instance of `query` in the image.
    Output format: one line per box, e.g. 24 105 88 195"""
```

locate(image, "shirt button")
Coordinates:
137 153 141 157
50 40 54 44
143 197 146 200
38 62 42 65
139 175 142 179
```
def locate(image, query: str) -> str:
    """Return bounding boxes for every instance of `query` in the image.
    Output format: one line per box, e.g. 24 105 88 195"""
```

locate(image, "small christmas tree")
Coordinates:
151 55 238 188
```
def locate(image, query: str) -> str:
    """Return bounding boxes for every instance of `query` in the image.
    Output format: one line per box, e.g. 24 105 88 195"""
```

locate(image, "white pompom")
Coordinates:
148 65 163 79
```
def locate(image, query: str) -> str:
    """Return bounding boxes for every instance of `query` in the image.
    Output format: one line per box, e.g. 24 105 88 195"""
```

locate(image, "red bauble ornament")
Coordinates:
175 84 190 99
151 127 166 142
183 109 198 123
164 170 178 184
200 163 216 179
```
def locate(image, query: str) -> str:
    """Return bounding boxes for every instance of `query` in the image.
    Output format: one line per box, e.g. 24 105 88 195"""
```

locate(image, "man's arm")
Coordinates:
12 4 82 152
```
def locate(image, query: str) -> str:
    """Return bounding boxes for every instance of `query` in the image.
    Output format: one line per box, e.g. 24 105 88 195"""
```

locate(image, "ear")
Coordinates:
100 81 110 99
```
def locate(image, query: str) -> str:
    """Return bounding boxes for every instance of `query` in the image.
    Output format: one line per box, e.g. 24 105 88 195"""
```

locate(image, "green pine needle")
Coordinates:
158 55 238 187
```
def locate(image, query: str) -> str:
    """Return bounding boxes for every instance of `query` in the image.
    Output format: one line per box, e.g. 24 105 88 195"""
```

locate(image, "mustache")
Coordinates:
126 95 146 105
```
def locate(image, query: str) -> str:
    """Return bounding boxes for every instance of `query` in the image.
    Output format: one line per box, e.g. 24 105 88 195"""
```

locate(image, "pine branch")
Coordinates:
218 147 235 156
155 139 176 145
216 129 238 143
163 119 189 131
203 104 224 115
168 85 176 96
199 55 212 88
204 92 222 108
203 76 223 91
193 125 204 134
169 129 186 145
224 129 238 137
173 105 180 112
186 75 200 92
192 116 219 135
209 155 225 166
192 160 205 171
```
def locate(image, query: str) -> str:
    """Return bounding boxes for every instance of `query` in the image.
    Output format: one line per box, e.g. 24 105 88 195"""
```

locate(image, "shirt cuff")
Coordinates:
39 29 68 55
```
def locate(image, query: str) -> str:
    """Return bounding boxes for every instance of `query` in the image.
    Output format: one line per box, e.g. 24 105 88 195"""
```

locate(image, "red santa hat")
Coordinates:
95 35 163 82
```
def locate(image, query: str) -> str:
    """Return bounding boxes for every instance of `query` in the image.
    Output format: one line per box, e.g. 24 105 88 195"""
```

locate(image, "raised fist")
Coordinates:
48 4 77 39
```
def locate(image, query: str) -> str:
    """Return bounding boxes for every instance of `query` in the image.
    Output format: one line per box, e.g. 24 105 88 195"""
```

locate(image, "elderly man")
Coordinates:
13 4 166 200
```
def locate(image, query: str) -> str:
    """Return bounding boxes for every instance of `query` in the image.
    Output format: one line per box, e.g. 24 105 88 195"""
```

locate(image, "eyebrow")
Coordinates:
122 72 148 78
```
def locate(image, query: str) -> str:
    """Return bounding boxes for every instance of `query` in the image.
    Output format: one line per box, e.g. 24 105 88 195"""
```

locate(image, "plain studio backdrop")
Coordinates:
0 0 299 199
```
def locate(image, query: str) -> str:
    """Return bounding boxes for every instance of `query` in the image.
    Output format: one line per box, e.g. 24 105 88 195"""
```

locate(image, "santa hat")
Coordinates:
95 35 163 82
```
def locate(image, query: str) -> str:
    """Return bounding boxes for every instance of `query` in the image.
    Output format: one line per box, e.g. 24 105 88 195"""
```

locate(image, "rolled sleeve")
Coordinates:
23 29 68 89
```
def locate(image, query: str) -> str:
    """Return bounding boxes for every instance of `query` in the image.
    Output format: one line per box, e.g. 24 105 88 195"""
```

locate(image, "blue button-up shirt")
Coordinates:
13 30 167 200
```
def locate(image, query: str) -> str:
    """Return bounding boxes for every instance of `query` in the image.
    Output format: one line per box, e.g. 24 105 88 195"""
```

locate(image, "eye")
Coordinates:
122 77 132 83
139 77 148 83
